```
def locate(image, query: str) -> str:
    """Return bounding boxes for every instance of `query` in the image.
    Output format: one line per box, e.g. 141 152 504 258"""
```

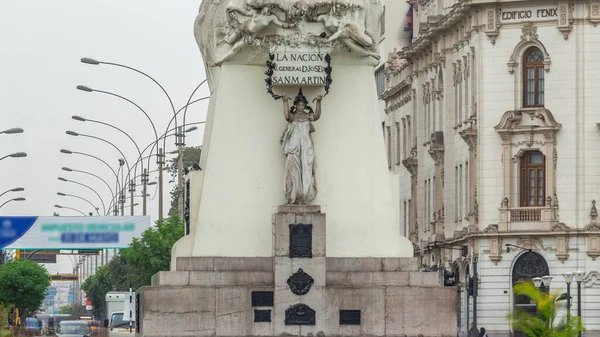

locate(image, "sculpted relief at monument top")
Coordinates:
194 0 383 68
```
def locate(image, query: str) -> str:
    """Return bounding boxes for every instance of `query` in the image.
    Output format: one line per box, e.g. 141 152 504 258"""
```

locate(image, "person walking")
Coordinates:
480 327 488 337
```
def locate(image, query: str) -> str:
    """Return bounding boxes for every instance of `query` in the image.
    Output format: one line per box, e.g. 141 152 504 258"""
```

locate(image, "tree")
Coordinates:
166 146 202 215
58 305 73 315
120 215 185 288
81 216 185 317
507 282 584 337
0 260 50 317
81 265 111 318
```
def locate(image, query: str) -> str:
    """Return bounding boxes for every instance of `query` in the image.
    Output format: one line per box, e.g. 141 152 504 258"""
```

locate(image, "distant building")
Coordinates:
379 0 600 336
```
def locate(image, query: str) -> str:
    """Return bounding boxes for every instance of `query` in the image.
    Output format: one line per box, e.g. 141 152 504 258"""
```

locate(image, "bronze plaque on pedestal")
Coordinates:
284 304 316 325
289 223 312 258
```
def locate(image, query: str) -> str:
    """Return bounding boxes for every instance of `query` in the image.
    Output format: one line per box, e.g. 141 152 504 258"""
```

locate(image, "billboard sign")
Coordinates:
0 216 151 249
21 251 57 263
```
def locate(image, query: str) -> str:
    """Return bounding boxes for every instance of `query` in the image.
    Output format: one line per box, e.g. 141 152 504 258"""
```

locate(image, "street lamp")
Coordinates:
65 131 131 174
0 197 26 209
0 187 25 199
72 115 144 215
62 167 115 204
81 57 210 220
60 149 120 191
0 128 24 135
58 177 106 215
563 272 574 317
574 270 584 337
57 192 100 215
0 152 27 161
54 204 86 216
532 276 553 293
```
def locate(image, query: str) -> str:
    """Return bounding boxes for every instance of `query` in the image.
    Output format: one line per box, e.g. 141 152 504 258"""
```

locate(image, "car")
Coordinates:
55 320 94 337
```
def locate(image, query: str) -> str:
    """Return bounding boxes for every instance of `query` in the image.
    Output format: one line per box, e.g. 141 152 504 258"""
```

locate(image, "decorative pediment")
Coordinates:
483 224 498 233
585 223 600 232
507 23 551 74
495 109 561 132
550 222 570 232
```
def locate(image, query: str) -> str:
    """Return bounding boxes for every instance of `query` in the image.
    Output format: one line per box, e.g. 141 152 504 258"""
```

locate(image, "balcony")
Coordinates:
498 201 559 231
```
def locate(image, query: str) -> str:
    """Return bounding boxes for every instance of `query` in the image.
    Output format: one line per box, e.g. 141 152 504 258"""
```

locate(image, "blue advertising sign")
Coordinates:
0 216 151 249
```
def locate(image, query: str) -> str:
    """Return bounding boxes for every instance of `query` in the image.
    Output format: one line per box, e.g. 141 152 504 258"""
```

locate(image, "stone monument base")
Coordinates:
137 207 456 337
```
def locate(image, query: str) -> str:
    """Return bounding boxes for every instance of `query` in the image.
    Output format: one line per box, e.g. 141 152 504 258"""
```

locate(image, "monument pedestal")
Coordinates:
138 206 457 337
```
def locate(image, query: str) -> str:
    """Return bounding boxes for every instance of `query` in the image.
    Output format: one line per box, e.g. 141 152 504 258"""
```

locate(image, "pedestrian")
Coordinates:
480 327 488 337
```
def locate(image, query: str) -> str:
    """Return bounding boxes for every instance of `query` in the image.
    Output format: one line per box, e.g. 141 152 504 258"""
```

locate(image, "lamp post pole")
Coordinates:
0 197 26 209
58 177 106 215
55 205 86 216
0 187 24 199
563 272 574 321
574 270 584 337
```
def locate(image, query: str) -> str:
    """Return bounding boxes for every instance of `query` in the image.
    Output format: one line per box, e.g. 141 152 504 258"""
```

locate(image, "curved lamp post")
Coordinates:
57 192 99 215
0 128 24 135
58 177 106 215
62 167 115 204
0 197 26 209
60 149 121 210
72 115 143 215
0 187 24 199
81 57 209 219
0 152 27 161
65 131 131 177
54 204 86 216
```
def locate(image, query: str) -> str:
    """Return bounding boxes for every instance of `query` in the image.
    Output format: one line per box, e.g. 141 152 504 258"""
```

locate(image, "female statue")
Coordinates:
281 89 322 204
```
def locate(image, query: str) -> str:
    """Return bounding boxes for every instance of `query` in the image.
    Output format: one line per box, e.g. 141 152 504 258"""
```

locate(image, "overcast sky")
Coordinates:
0 0 209 273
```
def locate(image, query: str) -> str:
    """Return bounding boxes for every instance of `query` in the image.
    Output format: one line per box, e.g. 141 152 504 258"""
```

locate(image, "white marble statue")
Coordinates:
310 5 380 59
281 89 322 204
212 4 296 66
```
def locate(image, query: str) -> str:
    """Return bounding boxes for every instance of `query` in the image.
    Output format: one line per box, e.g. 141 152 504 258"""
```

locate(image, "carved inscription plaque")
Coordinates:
289 223 312 258
285 304 316 325
287 268 314 295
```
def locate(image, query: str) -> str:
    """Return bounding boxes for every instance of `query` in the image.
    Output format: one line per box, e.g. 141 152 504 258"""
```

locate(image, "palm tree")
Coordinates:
507 282 584 337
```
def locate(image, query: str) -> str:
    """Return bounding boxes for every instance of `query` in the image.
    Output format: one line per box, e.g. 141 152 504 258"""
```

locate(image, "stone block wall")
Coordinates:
139 256 456 337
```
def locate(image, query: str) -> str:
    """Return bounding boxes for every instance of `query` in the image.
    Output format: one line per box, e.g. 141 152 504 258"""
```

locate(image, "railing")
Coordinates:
510 207 542 222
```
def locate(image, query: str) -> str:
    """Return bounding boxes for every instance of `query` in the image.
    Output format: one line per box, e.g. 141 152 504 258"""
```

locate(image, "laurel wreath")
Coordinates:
264 53 333 100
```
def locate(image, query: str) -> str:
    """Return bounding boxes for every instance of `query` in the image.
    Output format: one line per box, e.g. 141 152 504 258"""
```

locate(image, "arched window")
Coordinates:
523 47 545 107
511 251 549 337
520 151 545 207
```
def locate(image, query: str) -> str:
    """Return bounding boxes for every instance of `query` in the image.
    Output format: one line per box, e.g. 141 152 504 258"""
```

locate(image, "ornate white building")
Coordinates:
380 0 600 336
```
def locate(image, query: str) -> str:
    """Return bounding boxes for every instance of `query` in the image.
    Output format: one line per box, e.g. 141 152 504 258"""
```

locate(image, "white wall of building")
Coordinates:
382 0 600 336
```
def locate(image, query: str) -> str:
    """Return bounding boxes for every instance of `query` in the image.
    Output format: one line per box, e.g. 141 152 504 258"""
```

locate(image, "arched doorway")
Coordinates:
511 251 549 337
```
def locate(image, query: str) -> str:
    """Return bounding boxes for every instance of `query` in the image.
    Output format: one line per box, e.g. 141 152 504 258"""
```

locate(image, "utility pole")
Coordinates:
177 126 184 219
158 148 164 220
142 168 148 215
129 180 135 216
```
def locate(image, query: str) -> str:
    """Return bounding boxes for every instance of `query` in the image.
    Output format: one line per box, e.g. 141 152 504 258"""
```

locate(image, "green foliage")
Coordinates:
507 282 584 337
120 215 185 288
81 216 184 318
58 305 73 315
167 146 202 216
81 265 111 318
0 260 50 317
0 302 11 336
